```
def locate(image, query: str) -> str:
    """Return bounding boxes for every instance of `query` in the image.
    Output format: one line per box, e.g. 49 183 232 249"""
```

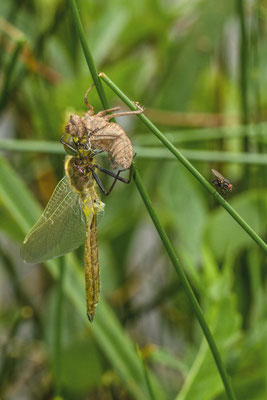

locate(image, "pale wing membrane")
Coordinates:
211 169 224 180
96 209 105 226
21 176 87 263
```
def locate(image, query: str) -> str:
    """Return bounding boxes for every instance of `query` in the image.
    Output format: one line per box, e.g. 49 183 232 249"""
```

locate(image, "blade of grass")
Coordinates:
0 37 25 110
68 0 109 110
99 72 267 255
136 345 156 400
149 347 188 375
0 248 41 328
136 123 267 145
0 139 63 153
3 139 267 165
132 164 236 400
54 257 65 397
0 155 166 400
0 308 30 390
134 147 267 165
237 0 249 127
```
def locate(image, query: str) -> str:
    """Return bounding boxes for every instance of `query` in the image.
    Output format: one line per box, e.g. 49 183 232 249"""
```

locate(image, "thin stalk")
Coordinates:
0 307 33 392
0 139 63 153
0 311 20 388
132 165 236 400
0 249 41 330
136 345 156 400
236 0 250 187
68 0 109 110
3 139 267 165
237 0 249 127
54 257 65 396
99 72 267 254
134 147 267 165
0 38 25 110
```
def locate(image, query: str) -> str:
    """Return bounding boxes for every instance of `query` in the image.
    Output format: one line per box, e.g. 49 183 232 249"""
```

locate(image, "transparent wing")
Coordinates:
97 209 105 226
211 169 224 180
21 176 87 263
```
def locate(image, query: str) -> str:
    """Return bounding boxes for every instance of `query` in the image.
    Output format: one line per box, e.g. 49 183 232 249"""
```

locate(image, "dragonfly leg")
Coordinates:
84 83 95 112
93 164 132 184
89 167 130 196
92 149 105 156
104 103 144 121
104 170 125 195
95 107 121 118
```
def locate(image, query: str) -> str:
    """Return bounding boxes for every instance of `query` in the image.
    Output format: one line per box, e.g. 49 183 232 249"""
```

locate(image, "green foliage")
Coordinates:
206 190 267 259
1 0 267 399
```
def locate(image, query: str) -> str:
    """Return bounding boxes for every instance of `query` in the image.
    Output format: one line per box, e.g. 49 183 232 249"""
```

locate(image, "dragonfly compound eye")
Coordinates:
61 133 78 156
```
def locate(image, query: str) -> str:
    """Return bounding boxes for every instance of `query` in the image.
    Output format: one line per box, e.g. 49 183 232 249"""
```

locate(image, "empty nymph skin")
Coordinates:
65 82 143 170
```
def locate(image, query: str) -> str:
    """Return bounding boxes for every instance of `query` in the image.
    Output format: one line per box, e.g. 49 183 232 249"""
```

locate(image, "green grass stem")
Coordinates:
136 345 156 400
136 123 267 145
133 165 236 400
0 139 63 153
237 0 249 127
99 73 267 254
0 311 23 388
54 257 65 396
3 139 267 165
0 38 25 110
68 0 109 110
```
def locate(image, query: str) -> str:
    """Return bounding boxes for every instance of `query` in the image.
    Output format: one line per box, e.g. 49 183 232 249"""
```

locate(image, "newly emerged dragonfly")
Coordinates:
21 133 130 321
211 169 233 192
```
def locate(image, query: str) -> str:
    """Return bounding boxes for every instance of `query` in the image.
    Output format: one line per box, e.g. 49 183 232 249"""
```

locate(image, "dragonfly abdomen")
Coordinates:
85 214 100 322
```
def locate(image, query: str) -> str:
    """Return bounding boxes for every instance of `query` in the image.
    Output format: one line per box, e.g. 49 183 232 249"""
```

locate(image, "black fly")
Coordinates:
211 169 233 192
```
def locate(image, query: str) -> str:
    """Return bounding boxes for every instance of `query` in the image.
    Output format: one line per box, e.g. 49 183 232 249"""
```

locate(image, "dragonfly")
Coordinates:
211 169 233 192
21 132 131 321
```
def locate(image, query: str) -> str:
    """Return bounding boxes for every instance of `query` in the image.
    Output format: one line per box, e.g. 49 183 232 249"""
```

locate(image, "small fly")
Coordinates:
211 169 233 192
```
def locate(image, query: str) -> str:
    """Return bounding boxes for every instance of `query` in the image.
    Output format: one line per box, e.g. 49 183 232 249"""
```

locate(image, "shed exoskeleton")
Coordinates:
64 83 143 170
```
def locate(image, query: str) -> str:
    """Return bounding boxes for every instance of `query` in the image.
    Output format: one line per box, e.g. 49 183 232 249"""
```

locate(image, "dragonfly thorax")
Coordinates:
65 155 96 194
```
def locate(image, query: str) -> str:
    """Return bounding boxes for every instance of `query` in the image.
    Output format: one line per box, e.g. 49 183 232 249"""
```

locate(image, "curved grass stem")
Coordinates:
133 165 236 400
99 72 267 255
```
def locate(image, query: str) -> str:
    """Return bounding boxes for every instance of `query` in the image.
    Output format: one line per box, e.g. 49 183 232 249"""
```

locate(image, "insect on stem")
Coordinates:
211 169 233 193
21 86 142 320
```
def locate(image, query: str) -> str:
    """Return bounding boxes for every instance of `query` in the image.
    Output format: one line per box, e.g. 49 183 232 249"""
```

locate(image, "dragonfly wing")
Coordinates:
21 176 87 263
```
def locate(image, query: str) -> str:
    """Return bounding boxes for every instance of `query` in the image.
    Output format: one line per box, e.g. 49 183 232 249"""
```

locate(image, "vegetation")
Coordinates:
0 0 267 399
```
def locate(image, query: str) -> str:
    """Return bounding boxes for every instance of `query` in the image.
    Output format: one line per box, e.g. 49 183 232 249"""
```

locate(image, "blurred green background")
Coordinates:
0 0 267 399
